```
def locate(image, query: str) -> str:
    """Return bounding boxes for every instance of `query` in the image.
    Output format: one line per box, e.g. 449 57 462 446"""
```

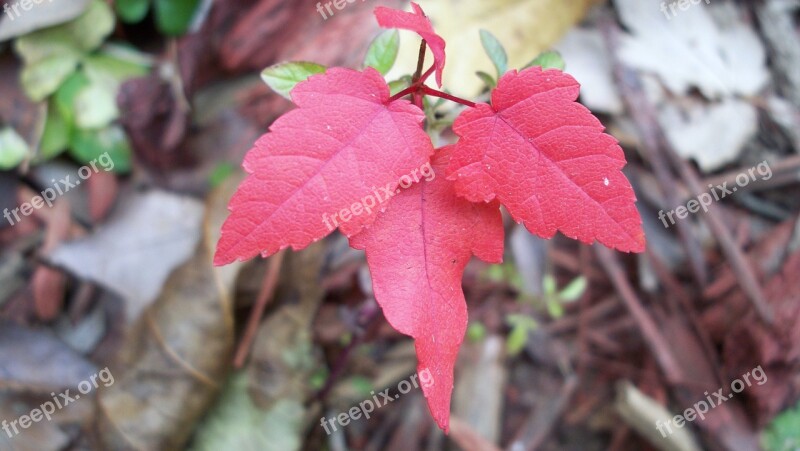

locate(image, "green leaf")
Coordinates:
0 127 30 170
475 70 496 89
39 102 71 161
483 263 524 291
82 51 150 88
190 372 305 451
543 274 557 296
14 29 82 66
309 367 328 391
505 314 537 356
559 276 587 302
13 0 115 101
20 54 81 101
506 323 528 356
387 75 412 96
484 264 506 282
763 401 800 451
72 53 148 129
524 50 565 71
115 0 151 23
364 29 400 75
54 71 91 123
467 322 487 342
69 125 132 174
507 313 538 330
260 62 327 100
154 0 201 36
70 0 116 52
73 83 119 129
546 298 564 319
99 43 156 69
479 29 508 78
209 162 235 188
349 376 374 398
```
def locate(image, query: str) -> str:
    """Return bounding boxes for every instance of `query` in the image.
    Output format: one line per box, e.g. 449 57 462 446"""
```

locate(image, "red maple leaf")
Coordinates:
446 67 645 253
214 67 434 265
350 147 504 432
216 3 646 434
374 2 446 87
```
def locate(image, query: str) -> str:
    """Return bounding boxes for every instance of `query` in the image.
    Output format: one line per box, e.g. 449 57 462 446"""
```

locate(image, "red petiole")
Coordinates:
420 86 476 108
387 39 476 109
388 81 476 108
389 85 419 102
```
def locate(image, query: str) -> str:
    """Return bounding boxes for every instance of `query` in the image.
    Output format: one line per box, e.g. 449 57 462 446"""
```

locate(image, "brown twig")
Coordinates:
647 251 727 386
411 39 427 109
595 247 684 384
663 149 774 324
233 249 286 368
411 39 427 84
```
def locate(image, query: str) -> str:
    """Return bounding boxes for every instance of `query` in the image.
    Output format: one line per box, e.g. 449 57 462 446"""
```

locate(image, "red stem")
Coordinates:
233 250 286 368
388 85 418 103
386 40 476 109
418 64 436 85
420 85 476 108
411 40 427 108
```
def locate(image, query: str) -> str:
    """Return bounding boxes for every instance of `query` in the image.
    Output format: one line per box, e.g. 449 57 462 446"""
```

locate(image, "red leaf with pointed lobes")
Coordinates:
350 147 504 432
374 2 446 87
446 67 646 253
214 67 434 265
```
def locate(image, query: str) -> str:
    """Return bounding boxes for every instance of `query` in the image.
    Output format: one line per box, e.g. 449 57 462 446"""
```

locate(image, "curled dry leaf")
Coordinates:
193 242 327 450
94 176 244 450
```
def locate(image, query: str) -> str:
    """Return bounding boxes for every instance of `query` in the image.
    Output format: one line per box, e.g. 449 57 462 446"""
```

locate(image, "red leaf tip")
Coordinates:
373 3 447 87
